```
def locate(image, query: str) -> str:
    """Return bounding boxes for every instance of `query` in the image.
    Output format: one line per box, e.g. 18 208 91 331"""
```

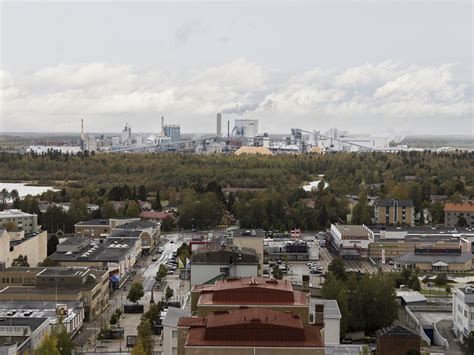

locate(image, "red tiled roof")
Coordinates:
184 308 323 347
196 277 308 305
139 211 170 220
444 202 474 213
178 317 207 327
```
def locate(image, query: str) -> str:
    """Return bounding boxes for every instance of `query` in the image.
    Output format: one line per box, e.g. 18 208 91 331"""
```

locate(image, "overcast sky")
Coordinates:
1 0 472 136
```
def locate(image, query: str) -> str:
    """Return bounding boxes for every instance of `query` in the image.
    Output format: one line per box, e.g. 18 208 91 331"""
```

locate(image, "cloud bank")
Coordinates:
0 59 471 134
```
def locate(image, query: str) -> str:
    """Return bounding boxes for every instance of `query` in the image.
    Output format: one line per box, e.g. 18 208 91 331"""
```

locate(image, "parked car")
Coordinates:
151 256 159 262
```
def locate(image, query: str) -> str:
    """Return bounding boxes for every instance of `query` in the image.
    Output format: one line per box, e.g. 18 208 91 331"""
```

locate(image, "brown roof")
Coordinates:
178 317 207 327
444 202 474 213
196 277 308 306
184 308 323 347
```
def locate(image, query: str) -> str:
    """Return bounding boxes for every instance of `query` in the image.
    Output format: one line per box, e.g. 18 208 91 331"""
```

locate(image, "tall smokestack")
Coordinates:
227 120 230 138
80 118 84 151
161 116 165 136
216 113 222 137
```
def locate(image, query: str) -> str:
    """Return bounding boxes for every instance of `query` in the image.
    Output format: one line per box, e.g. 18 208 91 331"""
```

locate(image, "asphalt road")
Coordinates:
436 319 466 355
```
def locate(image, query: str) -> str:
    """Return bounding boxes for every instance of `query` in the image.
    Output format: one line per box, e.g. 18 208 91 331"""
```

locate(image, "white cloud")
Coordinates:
0 60 471 134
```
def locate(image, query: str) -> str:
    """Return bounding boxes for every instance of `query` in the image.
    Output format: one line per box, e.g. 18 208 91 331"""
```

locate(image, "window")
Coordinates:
172 330 178 338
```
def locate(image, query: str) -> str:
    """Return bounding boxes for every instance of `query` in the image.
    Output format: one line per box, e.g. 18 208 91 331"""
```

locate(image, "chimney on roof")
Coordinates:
315 304 324 326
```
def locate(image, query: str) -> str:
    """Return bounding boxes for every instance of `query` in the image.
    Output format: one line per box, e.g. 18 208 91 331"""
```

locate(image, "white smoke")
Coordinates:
221 102 259 115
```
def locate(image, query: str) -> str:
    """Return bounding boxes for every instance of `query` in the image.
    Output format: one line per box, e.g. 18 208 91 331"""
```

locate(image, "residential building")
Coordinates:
74 218 139 238
328 224 374 259
395 247 472 272
191 276 311 323
49 236 140 288
0 300 84 335
162 307 190 355
453 286 474 342
0 229 47 267
444 202 474 228
0 266 108 321
177 308 324 355
190 246 259 285
0 317 50 354
376 325 420 355
139 210 173 224
375 199 415 226
230 229 264 274
0 209 39 233
113 220 160 254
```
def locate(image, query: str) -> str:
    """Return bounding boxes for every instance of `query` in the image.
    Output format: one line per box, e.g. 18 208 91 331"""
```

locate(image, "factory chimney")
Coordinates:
216 113 222 137
161 116 165 136
80 118 84 150
227 121 230 138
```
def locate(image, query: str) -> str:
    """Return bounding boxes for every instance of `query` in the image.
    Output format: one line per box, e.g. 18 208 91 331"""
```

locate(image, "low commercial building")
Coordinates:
444 202 474 228
191 276 311 323
375 199 415 226
329 224 374 259
395 247 472 272
264 239 309 262
230 229 265 275
369 234 469 262
162 307 190 355
177 308 324 355
0 209 39 233
0 317 50 354
0 300 84 335
190 246 259 285
376 325 420 355
0 228 47 267
112 220 160 254
453 286 474 342
0 266 108 321
74 218 139 238
49 236 141 287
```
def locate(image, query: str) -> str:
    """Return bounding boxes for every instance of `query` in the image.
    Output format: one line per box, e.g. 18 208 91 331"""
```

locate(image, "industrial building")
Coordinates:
328 224 374 259
234 119 259 138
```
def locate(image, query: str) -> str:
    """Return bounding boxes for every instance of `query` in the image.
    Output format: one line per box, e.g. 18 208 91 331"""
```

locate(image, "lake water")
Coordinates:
0 182 58 198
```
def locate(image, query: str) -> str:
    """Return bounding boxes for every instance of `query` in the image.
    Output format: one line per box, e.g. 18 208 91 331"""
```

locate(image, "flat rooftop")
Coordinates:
0 209 35 218
230 229 265 238
75 219 109 226
51 238 135 262
333 225 372 237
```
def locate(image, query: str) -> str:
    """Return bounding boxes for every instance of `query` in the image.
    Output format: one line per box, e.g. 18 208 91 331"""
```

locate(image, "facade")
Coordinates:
164 124 181 143
0 300 84 336
329 224 374 259
264 239 309 262
453 286 474 342
0 229 47 267
444 202 474 228
191 277 310 323
162 307 190 355
375 200 415 226
190 246 259 285
113 220 160 254
376 325 420 355
395 247 472 272
0 317 50 355
230 229 264 275
0 267 108 321
0 209 39 233
234 119 259 138
50 236 140 288
177 308 324 355
74 218 139 238
369 234 469 262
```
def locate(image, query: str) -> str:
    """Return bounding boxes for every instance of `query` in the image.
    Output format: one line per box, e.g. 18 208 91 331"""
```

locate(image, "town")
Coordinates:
0 149 472 355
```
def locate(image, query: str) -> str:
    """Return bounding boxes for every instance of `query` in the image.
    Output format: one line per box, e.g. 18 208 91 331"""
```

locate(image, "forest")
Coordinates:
0 150 472 232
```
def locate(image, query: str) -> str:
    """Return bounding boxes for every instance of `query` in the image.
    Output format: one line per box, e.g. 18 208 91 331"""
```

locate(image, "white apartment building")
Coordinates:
329 224 374 258
0 209 39 233
162 307 190 355
453 286 474 342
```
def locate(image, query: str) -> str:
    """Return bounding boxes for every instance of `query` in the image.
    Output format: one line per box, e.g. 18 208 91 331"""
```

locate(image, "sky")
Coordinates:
0 0 472 136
